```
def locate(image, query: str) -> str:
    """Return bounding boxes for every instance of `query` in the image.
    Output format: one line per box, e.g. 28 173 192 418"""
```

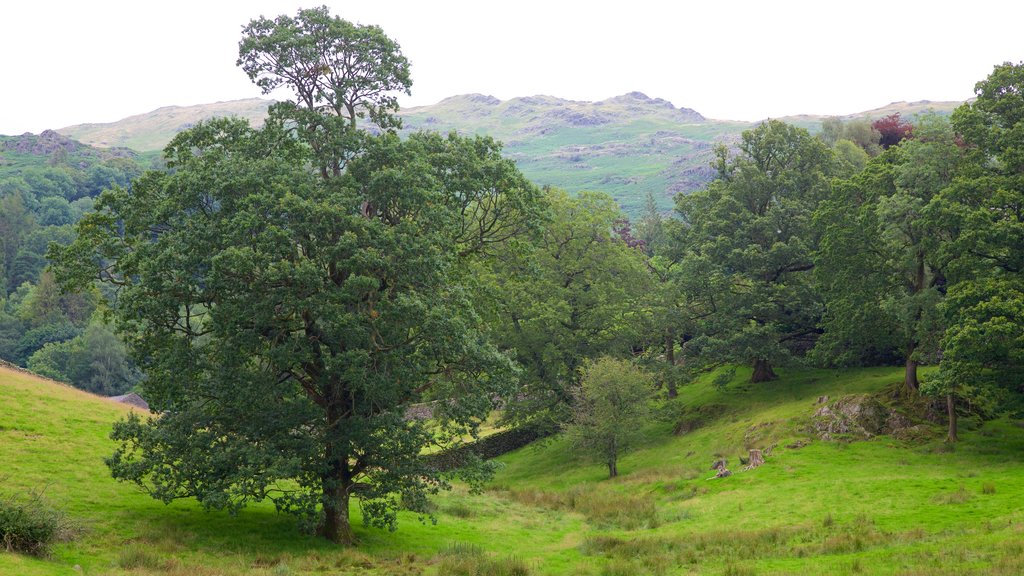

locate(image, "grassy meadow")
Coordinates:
2 364 1022 575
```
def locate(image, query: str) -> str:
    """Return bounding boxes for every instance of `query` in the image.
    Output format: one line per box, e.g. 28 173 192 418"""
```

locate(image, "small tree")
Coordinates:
566 358 652 478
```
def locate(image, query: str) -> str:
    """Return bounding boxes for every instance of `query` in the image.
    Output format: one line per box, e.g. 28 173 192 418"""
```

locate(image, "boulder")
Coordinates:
812 394 888 440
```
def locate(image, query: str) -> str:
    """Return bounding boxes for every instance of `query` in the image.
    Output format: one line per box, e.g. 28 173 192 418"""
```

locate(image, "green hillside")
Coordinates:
56 99 271 153
53 96 962 216
3 363 1021 575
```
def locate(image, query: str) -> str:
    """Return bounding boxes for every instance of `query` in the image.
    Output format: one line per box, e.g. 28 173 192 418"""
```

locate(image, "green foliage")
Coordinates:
831 138 870 178
483 188 651 427
238 5 412 177
814 114 961 388
0 485 73 557
49 6 544 545
671 120 832 381
11 322 79 367
925 62 1024 429
840 118 883 156
28 321 140 395
634 191 666 254
566 358 653 478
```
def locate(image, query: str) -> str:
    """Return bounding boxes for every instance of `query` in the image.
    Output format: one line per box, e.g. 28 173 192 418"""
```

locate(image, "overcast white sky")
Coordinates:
1 0 1022 135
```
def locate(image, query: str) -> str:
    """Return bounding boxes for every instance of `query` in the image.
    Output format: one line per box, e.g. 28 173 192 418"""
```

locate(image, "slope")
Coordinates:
2 364 1020 575
55 99 271 153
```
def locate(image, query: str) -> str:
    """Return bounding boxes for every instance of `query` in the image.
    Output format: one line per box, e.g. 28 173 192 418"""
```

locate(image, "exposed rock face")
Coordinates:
2 130 84 155
812 394 936 441
1 130 136 161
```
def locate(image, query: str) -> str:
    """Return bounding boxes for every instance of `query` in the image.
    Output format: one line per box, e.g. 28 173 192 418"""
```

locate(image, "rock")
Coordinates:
812 394 936 442
885 411 913 432
891 424 934 442
812 394 888 440
786 439 810 450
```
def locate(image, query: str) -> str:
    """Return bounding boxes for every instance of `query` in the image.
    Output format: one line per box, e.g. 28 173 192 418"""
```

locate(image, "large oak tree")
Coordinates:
671 120 831 382
52 8 542 545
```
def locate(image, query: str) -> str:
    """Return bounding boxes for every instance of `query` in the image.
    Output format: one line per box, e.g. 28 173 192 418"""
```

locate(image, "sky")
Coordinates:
2 0 1023 135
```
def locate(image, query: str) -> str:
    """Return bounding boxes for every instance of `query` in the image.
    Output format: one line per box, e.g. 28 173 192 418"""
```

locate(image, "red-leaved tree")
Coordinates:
873 113 914 149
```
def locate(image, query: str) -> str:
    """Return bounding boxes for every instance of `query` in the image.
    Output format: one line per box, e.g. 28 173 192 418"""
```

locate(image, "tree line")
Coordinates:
0 142 144 394
12 5 1020 544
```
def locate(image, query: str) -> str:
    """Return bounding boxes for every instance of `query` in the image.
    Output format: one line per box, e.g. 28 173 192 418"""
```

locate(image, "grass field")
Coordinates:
2 364 1022 575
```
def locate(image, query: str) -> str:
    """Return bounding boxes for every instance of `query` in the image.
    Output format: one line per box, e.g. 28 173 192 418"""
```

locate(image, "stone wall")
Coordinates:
424 424 549 472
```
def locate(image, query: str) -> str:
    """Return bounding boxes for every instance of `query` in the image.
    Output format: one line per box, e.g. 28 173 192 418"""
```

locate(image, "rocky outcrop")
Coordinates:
811 394 935 441
2 130 84 156
1 130 136 162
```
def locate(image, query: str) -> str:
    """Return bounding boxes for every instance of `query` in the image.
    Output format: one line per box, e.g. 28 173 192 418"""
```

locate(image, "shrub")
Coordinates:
0 488 73 557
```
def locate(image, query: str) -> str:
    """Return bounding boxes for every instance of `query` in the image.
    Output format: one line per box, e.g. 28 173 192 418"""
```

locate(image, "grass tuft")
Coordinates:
437 541 530 576
934 485 973 504
116 543 163 570
501 486 659 529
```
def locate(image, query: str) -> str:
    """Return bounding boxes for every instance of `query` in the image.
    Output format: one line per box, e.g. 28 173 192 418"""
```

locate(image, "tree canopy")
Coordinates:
671 120 832 382
52 8 542 545
924 62 1024 440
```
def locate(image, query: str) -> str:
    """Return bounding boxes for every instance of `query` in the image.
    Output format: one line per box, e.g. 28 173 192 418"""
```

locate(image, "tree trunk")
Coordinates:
904 251 925 395
320 471 355 545
746 449 764 468
607 437 618 478
665 329 677 398
946 393 958 443
320 400 356 545
751 358 777 383
905 356 921 391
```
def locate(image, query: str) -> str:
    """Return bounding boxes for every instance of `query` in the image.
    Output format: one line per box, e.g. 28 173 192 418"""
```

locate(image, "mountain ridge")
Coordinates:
50 94 963 215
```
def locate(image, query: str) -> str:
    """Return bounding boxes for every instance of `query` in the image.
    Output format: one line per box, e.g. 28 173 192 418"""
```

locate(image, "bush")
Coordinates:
0 488 73 557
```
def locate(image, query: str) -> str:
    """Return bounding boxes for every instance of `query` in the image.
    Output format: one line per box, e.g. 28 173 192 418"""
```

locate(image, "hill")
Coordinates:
2 363 1022 575
0 130 137 171
56 99 271 153
54 96 963 215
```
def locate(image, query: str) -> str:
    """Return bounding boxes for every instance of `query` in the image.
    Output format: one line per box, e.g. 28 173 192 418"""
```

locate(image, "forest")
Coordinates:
0 6 1022 574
